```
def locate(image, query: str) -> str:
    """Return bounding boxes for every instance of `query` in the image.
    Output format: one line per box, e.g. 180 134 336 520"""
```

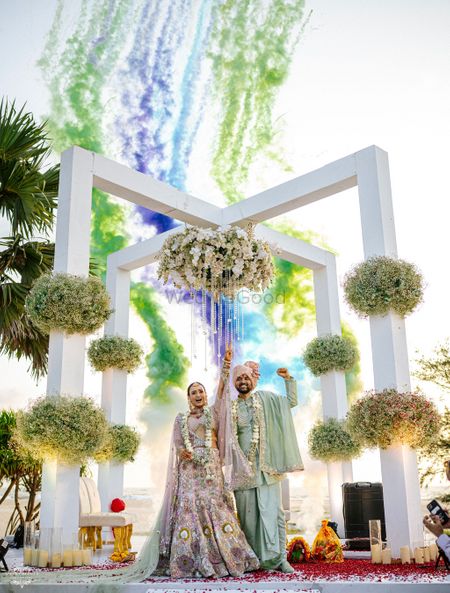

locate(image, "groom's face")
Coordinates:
235 372 252 394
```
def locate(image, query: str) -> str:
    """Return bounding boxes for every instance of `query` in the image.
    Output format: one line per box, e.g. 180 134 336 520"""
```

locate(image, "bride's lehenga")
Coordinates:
167 411 259 578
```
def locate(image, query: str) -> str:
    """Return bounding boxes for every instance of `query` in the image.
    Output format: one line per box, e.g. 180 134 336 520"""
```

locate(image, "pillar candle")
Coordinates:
38 549 49 568
31 548 39 566
414 547 424 564
51 553 62 568
400 546 411 564
72 549 83 566
423 546 431 563
429 543 438 561
23 547 33 566
63 549 73 567
371 543 382 564
82 548 92 565
381 547 392 564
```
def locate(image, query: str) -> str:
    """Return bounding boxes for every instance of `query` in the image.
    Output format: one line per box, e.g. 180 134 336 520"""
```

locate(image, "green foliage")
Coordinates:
26 273 112 335
0 410 42 534
16 395 109 465
347 389 440 450
341 322 363 401
415 340 450 392
0 98 59 378
343 256 424 318
88 335 143 373
94 424 140 464
303 334 359 377
308 417 361 462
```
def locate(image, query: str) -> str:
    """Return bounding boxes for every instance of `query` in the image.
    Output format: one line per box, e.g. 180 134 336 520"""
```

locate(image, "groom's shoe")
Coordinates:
278 560 295 574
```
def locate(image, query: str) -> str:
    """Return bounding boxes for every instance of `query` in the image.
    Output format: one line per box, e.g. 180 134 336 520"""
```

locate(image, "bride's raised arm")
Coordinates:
216 345 232 400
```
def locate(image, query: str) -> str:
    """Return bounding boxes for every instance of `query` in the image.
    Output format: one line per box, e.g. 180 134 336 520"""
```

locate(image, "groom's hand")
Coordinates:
277 368 292 380
223 345 233 370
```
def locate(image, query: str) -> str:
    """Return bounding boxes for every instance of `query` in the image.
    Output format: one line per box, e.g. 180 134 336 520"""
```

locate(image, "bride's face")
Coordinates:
188 382 207 410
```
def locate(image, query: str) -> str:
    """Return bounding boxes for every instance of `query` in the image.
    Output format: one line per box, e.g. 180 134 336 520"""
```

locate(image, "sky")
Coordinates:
1 0 450 510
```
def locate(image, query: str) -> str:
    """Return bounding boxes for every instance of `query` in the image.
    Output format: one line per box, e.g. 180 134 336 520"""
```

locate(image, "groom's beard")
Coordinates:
236 384 251 394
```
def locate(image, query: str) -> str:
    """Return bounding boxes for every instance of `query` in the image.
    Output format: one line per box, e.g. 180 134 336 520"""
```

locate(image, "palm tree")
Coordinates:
0 98 59 378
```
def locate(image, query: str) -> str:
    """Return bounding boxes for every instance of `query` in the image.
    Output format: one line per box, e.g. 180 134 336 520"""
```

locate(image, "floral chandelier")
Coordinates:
157 224 275 362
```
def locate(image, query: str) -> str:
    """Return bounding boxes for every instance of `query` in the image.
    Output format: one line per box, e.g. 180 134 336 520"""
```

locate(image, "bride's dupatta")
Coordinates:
2 373 251 587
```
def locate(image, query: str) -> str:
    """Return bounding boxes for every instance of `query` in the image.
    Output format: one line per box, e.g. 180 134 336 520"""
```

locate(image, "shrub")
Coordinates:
88 336 143 372
16 395 108 465
347 389 440 449
25 273 112 335
94 424 140 463
308 418 361 462
343 256 424 318
303 334 359 376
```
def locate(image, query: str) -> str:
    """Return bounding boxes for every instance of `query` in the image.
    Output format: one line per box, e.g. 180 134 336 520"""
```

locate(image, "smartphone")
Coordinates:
427 499 450 524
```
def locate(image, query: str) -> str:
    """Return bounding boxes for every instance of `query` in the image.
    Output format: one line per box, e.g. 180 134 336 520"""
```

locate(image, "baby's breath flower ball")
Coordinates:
25 273 112 335
308 418 361 462
94 424 141 464
343 256 424 318
303 334 359 376
88 336 143 373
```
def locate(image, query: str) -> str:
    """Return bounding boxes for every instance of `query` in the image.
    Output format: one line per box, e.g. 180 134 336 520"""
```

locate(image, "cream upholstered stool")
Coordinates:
79 477 134 561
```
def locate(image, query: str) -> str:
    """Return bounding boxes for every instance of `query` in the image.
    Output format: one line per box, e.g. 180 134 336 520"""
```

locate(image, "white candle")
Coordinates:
31 548 39 566
38 549 49 568
23 547 32 566
400 546 411 564
63 549 73 567
423 546 431 563
51 552 62 568
414 547 424 564
82 548 92 565
381 547 392 564
72 549 83 566
371 543 382 564
429 543 438 561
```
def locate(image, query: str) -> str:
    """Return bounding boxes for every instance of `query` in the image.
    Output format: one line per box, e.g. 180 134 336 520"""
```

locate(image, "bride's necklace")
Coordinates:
181 406 213 479
232 393 261 463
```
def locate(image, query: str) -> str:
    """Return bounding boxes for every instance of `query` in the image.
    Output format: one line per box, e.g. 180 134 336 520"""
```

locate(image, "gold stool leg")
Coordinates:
126 524 133 550
96 526 103 550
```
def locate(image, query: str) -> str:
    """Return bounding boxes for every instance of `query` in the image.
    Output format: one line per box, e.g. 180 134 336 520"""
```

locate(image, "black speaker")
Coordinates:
342 482 386 550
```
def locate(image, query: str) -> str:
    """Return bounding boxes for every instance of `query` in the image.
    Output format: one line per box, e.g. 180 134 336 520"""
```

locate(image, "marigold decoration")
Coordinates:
343 256 424 318
16 395 108 465
303 334 359 376
287 536 311 563
94 424 141 464
25 273 112 335
347 389 440 450
308 418 361 463
88 335 143 373
157 224 276 353
312 519 344 563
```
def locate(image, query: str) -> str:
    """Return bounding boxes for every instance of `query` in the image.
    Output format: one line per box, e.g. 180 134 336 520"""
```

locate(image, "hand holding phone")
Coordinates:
427 499 450 525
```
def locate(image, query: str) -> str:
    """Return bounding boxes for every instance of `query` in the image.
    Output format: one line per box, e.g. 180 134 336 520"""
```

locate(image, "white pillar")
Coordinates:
40 147 93 543
356 146 422 555
98 265 131 511
313 253 352 531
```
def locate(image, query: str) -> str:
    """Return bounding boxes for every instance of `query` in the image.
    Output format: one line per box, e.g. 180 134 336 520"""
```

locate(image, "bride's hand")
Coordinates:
223 344 233 369
180 449 193 461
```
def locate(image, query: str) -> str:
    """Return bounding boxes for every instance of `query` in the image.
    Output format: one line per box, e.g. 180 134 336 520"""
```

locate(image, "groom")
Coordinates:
231 361 303 573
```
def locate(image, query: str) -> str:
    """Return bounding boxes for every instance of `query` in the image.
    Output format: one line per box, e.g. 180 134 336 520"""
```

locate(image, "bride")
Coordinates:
159 348 259 577
4 347 259 585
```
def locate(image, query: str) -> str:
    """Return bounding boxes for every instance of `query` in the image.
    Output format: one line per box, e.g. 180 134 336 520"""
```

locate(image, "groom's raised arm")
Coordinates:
277 368 297 408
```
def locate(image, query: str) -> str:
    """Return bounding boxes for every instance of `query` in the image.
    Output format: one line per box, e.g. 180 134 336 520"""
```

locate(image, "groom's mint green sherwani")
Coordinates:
234 379 303 569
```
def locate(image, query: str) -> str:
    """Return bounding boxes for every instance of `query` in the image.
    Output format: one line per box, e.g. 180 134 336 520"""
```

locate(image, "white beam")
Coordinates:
108 226 185 272
222 151 358 226
254 225 330 269
92 152 221 227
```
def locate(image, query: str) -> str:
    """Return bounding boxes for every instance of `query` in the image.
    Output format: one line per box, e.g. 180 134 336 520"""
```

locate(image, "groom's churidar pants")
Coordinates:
234 481 286 570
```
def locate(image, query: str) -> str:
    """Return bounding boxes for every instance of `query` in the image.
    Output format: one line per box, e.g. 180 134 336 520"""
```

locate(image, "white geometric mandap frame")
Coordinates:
40 145 423 557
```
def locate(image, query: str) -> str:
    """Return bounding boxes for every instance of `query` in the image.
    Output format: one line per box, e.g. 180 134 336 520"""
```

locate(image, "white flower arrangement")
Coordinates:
157 224 275 298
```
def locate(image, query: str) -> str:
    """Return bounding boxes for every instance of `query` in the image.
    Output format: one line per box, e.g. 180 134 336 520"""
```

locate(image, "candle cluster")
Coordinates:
371 542 438 565
23 523 93 569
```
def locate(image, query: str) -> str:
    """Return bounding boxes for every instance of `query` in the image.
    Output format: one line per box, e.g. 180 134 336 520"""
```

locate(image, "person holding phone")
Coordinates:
423 460 450 562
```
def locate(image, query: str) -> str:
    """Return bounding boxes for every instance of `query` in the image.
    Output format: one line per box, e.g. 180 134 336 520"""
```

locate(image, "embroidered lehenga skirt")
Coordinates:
168 447 259 578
